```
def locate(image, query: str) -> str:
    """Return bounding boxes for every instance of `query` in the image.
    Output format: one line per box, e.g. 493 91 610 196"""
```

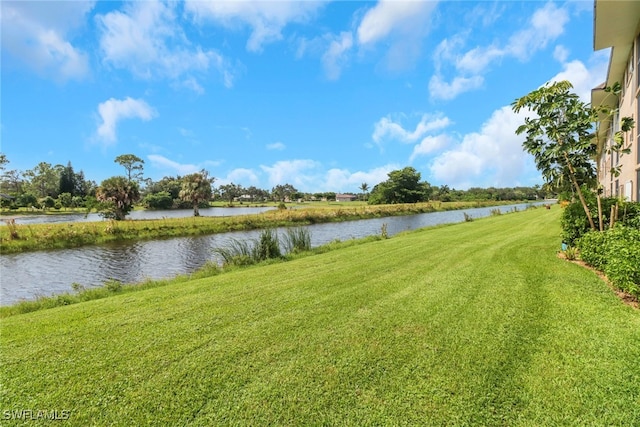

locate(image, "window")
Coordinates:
637 169 640 202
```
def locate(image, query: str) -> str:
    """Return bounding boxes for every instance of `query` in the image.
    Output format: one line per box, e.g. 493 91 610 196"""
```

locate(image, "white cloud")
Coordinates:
223 168 260 186
323 165 398 193
322 32 353 80
549 58 608 102
356 0 438 71
1 1 93 81
429 106 534 189
266 142 286 151
427 54 609 189
373 113 452 145
177 77 205 95
456 45 503 75
505 2 568 61
184 0 324 52
260 159 321 190
96 97 156 144
97 1 233 88
410 134 453 162
428 74 484 101
553 45 569 63
430 3 570 101
147 154 201 176
357 0 435 46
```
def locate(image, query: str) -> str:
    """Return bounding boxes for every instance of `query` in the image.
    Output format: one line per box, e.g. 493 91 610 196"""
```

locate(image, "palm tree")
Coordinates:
96 176 140 220
179 170 214 216
359 182 369 201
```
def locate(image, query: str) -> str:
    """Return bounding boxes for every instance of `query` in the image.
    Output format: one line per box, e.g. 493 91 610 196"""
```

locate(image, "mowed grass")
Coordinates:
1 207 639 426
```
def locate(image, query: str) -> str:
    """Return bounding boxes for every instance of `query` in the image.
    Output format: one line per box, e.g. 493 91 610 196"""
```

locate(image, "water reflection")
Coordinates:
0 202 546 305
1 206 275 225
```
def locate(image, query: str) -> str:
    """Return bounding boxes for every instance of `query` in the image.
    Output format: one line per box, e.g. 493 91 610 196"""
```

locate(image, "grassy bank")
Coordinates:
1 207 638 425
0 200 522 254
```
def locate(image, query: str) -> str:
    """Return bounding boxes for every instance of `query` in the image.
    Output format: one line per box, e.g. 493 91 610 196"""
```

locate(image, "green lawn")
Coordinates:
1 207 638 426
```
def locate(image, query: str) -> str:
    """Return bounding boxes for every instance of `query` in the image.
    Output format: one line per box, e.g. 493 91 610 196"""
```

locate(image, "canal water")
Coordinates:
0 202 546 305
1 206 275 225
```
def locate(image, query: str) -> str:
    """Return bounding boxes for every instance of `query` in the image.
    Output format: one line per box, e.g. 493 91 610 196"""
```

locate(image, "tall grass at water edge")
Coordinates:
0 200 536 254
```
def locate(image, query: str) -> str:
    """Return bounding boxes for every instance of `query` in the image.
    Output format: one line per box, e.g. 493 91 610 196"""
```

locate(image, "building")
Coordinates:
335 194 357 202
592 0 640 201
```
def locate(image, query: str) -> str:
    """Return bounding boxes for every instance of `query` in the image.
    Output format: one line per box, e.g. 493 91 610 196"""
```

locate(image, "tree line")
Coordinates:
0 153 547 220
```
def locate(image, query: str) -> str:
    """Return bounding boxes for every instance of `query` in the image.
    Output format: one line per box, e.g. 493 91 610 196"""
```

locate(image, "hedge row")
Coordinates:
577 226 640 298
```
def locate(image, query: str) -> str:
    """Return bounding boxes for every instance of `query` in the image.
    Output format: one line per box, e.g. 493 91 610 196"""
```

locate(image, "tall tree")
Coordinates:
218 183 242 205
59 161 78 195
272 184 297 202
359 182 369 201
368 167 430 204
512 80 634 231
179 170 214 216
0 154 23 194
96 176 140 220
24 162 60 198
114 154 145 183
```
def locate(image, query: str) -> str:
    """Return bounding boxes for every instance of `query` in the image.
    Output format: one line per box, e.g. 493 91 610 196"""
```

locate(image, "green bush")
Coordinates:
577 231 607 270
603 227 640 297
561 191 640 245
578 226 640 297
143 191 174 209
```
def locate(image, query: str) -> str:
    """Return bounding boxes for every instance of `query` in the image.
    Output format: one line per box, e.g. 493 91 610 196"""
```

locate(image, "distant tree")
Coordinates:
40 195 56 210
148 176 183 199
142 191 173 209
71 195 84 208
272 184 297 202
368 167 431 204
73 170 94 197
0 153 8 177
24 162 61 198
245 186 269 202
218 183 243 205
58 192 73 209
0 154 23 194
114 154 145 183
59 162 78 195
96 176 140 220
16 193 38 209
359 182 369 201
179 170 214 216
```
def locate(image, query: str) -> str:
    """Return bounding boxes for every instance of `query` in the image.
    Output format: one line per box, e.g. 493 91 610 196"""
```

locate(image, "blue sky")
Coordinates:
1 0 608 193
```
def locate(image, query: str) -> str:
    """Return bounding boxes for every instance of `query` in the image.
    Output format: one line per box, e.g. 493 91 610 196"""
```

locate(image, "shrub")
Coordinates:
578 226 640 297
143 191 174 210
561 191 640 245
602 227 640 297
577 231 607 270
562 246 578 261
